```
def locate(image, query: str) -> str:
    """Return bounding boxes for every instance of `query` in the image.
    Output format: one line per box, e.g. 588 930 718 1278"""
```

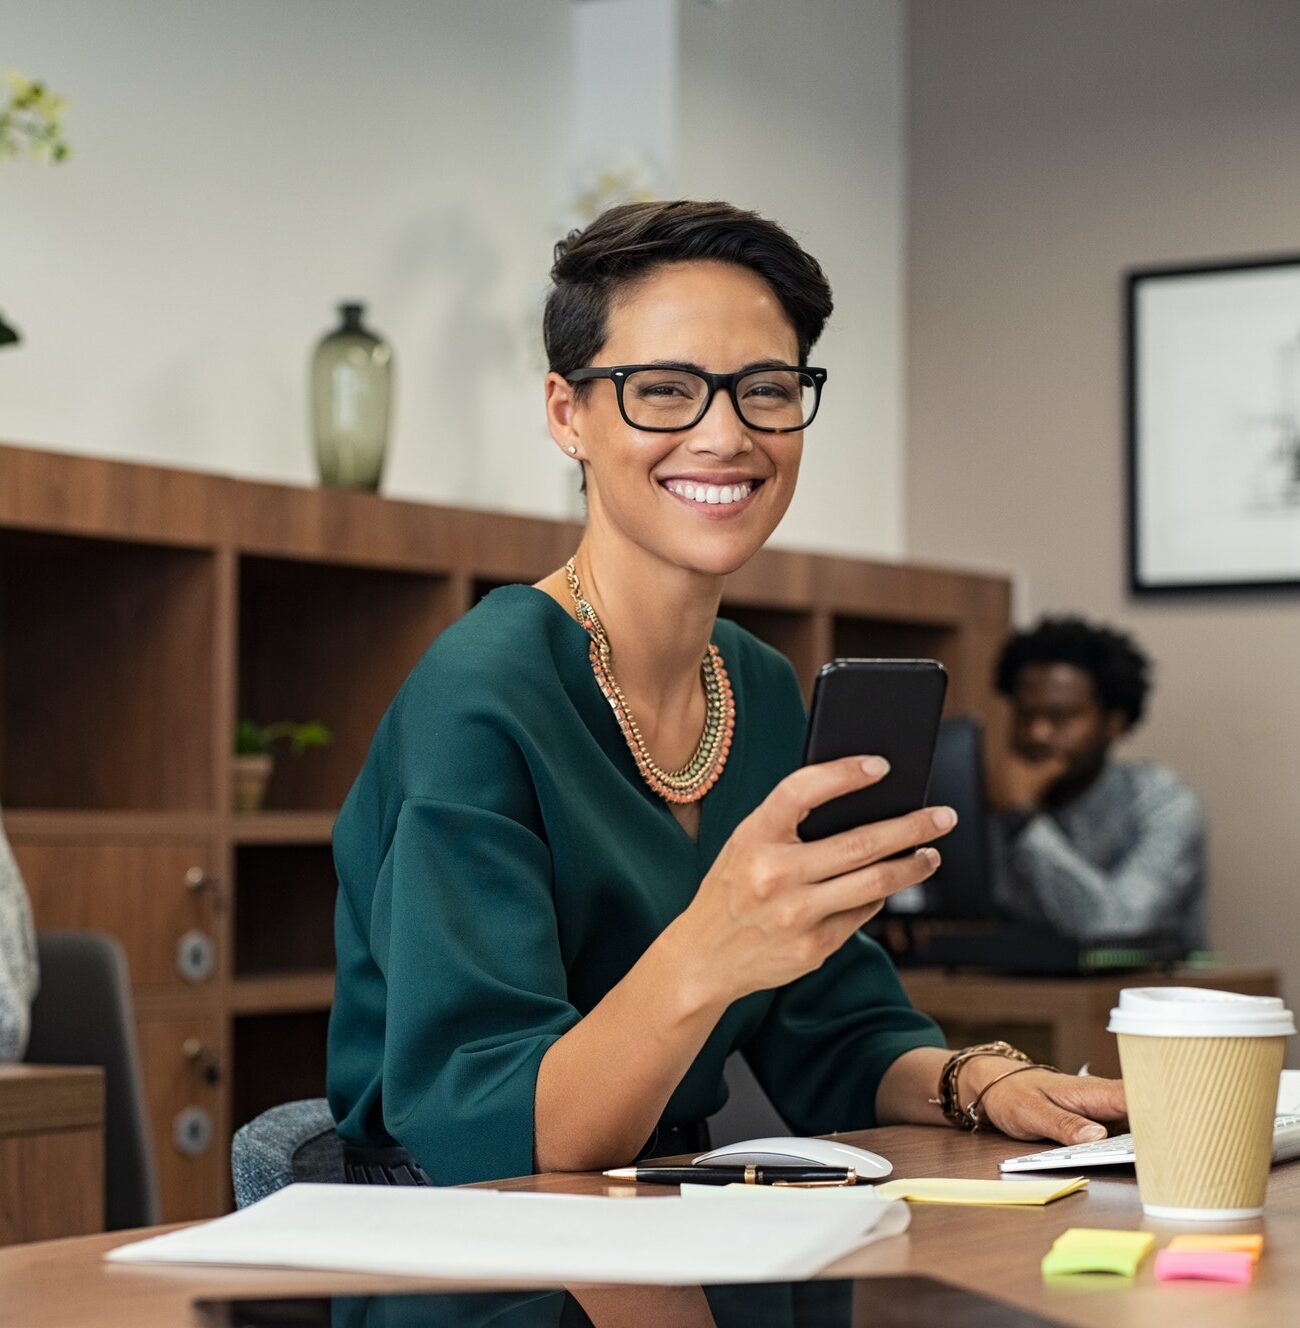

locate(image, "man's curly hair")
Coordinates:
995 615 1152 728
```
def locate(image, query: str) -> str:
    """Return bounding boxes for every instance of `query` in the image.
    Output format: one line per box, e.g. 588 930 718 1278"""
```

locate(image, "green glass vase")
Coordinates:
310 302 393 491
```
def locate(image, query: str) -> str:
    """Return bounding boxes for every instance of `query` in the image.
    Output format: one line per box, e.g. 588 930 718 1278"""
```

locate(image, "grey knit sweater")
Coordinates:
0 810 38 1061
992 762 1206 952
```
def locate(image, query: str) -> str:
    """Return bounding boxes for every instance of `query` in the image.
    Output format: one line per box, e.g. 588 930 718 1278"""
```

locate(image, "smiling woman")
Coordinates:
326 201 1126 1188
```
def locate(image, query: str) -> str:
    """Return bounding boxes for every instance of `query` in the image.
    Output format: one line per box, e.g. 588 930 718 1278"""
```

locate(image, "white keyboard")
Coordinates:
999 1112 1300 1172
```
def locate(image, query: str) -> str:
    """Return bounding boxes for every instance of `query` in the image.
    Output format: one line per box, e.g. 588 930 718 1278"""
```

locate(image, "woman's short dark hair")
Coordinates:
543 200 833 381
995 615 1152 728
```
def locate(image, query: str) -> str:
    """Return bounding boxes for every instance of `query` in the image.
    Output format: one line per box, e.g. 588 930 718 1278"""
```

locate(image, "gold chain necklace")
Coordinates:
565 556 735 805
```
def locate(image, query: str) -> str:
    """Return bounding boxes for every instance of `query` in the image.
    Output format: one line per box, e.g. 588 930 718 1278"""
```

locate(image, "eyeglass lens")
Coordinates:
621 368 817 431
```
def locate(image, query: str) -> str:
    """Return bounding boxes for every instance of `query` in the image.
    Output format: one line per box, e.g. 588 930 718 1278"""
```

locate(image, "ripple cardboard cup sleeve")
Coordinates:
1109 988 1295 1221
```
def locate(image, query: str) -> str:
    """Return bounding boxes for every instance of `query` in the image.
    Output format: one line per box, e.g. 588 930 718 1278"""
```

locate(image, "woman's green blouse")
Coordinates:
327 586 944 1184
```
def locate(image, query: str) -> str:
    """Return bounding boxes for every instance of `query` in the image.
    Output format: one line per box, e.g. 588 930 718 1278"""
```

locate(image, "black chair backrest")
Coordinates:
921 716 996 919
25 930 160 1229
708 1054 789 1147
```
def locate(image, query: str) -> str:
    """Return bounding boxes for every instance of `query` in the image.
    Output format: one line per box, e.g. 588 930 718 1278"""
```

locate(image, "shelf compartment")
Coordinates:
832 617 957 664
230 812 335 844
230 971 335 1014
719 603 825 684
237 557 456 812
234 845 337 978
231 1010 330 1132
0 529 215 810
471 576 523 606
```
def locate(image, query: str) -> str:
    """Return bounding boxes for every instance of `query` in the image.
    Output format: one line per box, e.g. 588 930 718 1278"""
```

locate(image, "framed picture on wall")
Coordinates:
1127 254 1300 594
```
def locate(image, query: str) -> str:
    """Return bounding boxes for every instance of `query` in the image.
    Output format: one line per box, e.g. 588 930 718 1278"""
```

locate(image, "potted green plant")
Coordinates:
233 719 331 813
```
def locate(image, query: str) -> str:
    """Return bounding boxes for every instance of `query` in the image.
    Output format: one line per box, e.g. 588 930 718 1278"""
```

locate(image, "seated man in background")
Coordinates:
990 615 1206 952
0 808 37 1061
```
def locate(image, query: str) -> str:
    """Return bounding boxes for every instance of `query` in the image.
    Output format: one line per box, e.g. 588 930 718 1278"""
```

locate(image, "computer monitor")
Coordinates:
884 715 995 921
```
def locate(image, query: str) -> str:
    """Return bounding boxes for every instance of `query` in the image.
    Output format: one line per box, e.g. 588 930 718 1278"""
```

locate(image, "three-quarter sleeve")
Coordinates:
378 797 580 1183
329 624 587 1184
740 932 945 1135
993 766 1206 945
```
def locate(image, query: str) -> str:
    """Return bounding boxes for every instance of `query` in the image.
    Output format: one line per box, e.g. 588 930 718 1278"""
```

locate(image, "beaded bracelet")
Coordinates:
928 1040 1032 1130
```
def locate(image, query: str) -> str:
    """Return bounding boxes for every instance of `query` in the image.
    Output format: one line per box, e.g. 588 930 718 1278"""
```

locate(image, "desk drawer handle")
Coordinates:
182 1038 222 1085
185 867 225 913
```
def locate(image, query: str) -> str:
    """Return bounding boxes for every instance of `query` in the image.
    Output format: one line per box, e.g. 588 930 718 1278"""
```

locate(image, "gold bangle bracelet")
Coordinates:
963 1061 1063 1132
928 1040 1032 1130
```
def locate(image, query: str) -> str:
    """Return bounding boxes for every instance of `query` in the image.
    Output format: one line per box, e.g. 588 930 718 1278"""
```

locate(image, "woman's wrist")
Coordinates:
931 1043 1052 1130
650 913 737 1024
877 1046 1037 1127
958 1052 1034 1099
875 1046 949 1125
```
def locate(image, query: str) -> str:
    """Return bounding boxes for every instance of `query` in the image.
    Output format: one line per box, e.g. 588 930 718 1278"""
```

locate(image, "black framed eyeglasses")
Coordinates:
565 363 827 434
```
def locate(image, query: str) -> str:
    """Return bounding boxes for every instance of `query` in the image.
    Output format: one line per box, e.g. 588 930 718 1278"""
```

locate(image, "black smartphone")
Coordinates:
798 658 948 842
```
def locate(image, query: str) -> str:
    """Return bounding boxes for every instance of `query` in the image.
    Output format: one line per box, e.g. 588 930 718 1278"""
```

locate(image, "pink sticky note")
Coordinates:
1154 1248 1254 1285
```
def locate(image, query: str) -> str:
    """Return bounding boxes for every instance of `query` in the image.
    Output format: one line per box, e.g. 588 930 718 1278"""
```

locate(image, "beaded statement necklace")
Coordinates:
565 556 735 805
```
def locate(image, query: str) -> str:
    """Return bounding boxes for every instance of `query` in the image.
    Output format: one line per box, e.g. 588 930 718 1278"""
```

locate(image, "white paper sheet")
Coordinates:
106 1182 906 1286
679 1183 910 1237
1277 1069 1300 1114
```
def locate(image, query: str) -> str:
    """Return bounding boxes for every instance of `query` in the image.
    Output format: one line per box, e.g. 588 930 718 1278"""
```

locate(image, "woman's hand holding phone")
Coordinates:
671 756 957 1006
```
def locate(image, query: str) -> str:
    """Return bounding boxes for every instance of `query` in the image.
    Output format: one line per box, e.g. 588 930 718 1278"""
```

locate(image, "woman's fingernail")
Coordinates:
917 847 940 869
861 756 890 777
1078 1124 1107 1143
930 806 957 830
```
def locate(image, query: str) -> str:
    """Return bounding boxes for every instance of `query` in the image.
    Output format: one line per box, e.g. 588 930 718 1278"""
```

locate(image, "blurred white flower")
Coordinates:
557 148 661 236
2 70 72 346
0 69 71 163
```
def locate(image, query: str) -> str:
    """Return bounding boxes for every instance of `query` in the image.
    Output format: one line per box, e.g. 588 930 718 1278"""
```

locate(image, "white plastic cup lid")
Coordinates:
1108 987 1296 1038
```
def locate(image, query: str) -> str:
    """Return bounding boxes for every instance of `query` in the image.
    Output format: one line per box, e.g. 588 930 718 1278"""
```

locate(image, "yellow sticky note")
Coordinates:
1167 1233 1264 1263
874 1176 1088 1206
1042 1228 1155 1278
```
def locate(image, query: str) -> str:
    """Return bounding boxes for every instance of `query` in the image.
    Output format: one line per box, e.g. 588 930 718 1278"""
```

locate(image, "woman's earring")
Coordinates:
567 446 578 455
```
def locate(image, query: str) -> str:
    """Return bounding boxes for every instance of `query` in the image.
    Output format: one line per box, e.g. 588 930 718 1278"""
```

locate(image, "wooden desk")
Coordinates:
899 965 1280 1076
2 1123 1299 1327
0 1065 104 1246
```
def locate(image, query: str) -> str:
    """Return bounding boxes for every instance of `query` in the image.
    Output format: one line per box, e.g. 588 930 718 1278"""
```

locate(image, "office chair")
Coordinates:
25 929 161 1229
231 1098 343 1207
710 1054 788 1145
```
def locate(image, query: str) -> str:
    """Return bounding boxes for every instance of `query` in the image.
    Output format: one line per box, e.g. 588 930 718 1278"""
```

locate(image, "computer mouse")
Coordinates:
693 1135 893 1180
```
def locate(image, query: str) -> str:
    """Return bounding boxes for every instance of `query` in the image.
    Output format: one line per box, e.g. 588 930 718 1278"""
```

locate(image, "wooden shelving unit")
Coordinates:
0 440 1011 1220
228 973 335 1014
230 813 336 845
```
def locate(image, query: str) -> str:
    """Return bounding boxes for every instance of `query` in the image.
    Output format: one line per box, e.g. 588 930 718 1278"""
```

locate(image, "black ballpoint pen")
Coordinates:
602 1164 858 1187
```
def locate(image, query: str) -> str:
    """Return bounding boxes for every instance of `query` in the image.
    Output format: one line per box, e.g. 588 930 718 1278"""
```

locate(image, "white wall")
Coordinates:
2 1 572 516
905 0 1300 1035
679 0 907 557
1 0 907 557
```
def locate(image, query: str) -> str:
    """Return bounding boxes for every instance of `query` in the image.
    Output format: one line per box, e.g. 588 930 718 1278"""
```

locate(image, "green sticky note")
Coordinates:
1041 1228 1155 1277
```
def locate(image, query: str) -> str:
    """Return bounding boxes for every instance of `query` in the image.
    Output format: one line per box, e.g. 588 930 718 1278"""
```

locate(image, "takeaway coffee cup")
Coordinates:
1109 987 1295 1220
